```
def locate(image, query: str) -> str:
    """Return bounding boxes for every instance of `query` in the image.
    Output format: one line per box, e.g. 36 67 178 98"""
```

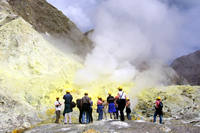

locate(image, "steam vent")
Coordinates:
0 0 200 132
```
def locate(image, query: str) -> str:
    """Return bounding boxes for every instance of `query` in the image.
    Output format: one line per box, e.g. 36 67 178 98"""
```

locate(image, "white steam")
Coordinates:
75 0 183 89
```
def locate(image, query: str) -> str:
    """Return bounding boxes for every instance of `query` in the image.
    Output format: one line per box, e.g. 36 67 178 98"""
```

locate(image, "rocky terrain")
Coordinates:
0 1 84 132
0 0 200 132
135 86 200 120
171 50 200 85
24 119 200 133
8 85 200 133
8 0 92 56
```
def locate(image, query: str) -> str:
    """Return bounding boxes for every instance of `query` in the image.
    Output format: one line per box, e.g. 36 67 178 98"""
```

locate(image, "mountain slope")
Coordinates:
0 2 84 131
171 50 200 85
8 0 92 56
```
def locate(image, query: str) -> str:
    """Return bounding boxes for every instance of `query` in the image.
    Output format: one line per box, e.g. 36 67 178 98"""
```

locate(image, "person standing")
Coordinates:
102 100 108 120
89 97 93 123
126 99 131 120
153 96 163 124
76 98 83 124
55 97 62 123
107 93 116 119
63 90 73 124
117 87 126 121
81 92 90 124
114 95 119 119
97 97 104 120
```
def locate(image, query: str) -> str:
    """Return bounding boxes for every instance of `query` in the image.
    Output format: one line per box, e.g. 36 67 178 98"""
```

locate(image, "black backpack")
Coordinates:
70 101 76 108
158 102 163 110
76 99 82 109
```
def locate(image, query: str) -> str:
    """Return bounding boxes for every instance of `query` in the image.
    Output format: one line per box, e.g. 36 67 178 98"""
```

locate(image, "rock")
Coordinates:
24 120 200 133
0 4 83 132
171 50 200 85
8 0 93 57
135 86 200 121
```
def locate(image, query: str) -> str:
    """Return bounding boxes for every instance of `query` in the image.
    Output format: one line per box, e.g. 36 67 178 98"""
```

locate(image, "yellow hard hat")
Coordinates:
108 92 112 95
118 86 123 90
157 96 161 100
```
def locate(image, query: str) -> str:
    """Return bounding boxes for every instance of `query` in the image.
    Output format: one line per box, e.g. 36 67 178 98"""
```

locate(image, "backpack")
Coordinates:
76 99 82 108
158 102 163 110
70 101 76 108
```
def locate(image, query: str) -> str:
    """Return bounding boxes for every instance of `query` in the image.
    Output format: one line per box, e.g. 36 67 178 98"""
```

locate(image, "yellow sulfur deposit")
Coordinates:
0 17 134 118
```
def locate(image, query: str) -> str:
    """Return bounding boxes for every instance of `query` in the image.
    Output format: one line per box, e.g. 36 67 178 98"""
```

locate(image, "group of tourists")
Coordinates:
54 87 163 124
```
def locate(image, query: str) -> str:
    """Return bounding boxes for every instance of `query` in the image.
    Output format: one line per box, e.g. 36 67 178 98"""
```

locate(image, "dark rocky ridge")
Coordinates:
8 0 93 56
171 50 200 85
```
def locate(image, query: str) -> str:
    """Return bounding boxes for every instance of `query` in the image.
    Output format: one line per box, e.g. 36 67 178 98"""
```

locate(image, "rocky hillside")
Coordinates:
8 0 92 56
135 86 200 120
0 1 85 132
171 50 200 85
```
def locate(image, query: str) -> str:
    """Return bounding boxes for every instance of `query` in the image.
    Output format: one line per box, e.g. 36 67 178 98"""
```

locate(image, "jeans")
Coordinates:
126 108 131 120
97 105 103 120
153 111 163 124
82 111 89 124
127 113 131 120
98 110 103 120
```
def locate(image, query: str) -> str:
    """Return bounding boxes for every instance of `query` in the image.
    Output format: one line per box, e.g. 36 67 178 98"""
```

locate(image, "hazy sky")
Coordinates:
47 0 200 59
47 0 101 32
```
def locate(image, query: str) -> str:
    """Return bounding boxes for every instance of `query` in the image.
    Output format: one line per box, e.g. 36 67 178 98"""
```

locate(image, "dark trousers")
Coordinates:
79 109 83 123
126 108 131 120
55 110 60 123
118 99 126 121
115 107 119 119
153 111 163 124
89 108 93 123
127 112 131 120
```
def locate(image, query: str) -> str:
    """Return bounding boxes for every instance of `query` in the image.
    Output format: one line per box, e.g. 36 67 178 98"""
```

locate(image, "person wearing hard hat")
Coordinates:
102 99 108 120
126 99 131 120
117 87 127 121
55 97 62 123
107 92 116 119
114 95 120 119
89 97 93 123
153 96 163 124
97 97 104 120
63 90 73 124
76 97 83 124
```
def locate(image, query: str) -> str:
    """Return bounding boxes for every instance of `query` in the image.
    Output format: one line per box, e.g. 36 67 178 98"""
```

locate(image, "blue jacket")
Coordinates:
63 94 73 104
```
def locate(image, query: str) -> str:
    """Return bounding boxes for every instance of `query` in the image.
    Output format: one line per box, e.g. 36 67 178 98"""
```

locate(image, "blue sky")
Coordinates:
47 0 101 32
47 0 200 59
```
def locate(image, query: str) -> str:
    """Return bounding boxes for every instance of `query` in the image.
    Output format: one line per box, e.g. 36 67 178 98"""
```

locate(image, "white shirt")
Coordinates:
118 91 126 99
55 101 61 111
